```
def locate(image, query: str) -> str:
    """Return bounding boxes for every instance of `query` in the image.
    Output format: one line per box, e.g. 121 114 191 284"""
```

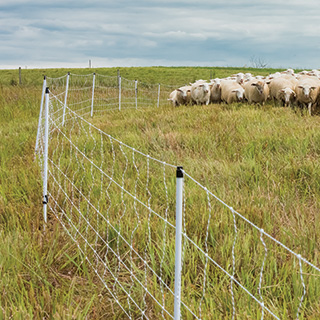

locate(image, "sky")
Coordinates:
1 0 320 70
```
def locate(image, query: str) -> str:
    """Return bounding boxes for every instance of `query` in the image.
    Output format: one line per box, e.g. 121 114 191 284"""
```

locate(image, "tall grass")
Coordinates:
1 66 319 319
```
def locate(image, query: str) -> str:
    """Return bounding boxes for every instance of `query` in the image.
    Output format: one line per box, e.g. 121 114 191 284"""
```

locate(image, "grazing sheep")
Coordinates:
191 82 212 105
296 77 320 115
268 78 297 107
244 80 269 104
220 80 245 104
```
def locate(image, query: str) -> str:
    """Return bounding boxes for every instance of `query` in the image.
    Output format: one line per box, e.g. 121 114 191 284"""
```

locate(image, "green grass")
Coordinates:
1 66 320 319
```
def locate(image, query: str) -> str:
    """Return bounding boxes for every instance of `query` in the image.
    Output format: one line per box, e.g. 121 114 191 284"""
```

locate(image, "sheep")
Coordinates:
281 68 295 76
296 76 320 115
220 80 245 104
209 78 222 103
168 89 186 107
178 85 192 105
231 73 244 84
268 78 297 107
307 69 320 79
244 73 253 82
191 82 212 105
243 79 269 104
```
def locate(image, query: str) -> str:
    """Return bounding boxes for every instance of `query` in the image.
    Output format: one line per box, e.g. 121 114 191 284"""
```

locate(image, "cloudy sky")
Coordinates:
1 0 320 70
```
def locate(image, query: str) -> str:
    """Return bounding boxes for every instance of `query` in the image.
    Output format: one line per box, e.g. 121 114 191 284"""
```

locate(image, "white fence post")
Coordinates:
91 72 96 117
174 166 184 320
35 76 47 155
62 72 70 125
135 79 138 109
119 75 122 111
157 83 161 108
43 87 50 225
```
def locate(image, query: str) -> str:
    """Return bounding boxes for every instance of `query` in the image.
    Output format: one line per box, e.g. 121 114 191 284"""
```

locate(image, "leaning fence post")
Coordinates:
35 76 47 155
135 79 138 109
157 83 161 108
174 166 184 320
43 87 50 226
91 72 96 117
119 75 122 111
62 72 70 125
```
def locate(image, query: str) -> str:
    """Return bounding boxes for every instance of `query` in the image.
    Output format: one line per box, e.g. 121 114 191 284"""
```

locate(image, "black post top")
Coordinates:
45 87 49 94
177 166 183 178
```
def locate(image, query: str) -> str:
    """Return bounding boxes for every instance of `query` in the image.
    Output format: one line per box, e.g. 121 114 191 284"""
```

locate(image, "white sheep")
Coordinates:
268 78 297 107
168 89 187 107
243 79 269 104
244 73 253 82
220 80 245 104
178 85 192 105
231 73 244 84
191 82 212 105
281 68 295 76
209 78 222 103
296 76 320 115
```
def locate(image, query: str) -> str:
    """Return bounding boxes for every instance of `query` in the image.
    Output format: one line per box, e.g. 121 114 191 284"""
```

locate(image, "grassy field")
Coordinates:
1 66 320 319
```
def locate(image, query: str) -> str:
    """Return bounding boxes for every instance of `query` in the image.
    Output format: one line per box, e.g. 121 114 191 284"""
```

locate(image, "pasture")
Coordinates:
1 66 320 319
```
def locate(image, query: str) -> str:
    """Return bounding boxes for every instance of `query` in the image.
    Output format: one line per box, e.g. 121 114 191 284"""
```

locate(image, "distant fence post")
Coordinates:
157 83 161 108
35 76 47 156
135 80 138 109
62 72 70 125
91 72 96 117
19 67 22 85
119 75 122 111
174 166 184 320
43 87 50 226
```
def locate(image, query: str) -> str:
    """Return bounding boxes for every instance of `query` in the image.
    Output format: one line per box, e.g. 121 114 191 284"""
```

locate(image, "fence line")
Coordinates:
35 72 320 319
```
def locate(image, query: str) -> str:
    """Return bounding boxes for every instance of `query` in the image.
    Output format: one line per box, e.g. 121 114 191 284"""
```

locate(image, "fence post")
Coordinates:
174 166 184 320
43 87 50 226
35 76 47 155
119 75 122 111
157 83 161 108
19 67 22 85
135 79 138 109
62 72 70 125
91 72 96 117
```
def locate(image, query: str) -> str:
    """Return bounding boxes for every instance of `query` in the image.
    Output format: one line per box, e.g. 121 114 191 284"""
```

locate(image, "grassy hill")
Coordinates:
0 66 319 319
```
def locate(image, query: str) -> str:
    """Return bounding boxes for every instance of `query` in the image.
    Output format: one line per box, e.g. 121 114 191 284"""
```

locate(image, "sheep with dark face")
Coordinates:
244 80 269 104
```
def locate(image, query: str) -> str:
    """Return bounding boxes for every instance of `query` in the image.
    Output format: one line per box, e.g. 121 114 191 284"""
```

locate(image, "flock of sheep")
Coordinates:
168 69 320 115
